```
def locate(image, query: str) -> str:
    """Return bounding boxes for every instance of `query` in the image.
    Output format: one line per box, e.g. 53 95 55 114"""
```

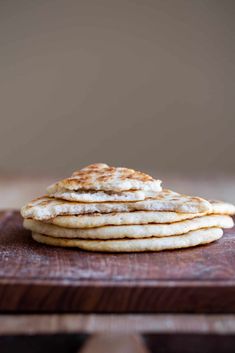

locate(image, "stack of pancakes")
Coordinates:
21 163 235 252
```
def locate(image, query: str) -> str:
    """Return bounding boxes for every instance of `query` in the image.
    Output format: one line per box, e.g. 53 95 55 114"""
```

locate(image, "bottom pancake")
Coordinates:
32 227 223 252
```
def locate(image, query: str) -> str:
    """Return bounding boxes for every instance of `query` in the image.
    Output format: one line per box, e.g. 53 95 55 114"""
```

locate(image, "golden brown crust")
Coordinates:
48 163 162 192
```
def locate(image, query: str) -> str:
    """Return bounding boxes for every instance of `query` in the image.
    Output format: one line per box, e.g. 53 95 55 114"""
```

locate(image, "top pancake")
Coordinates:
47 163 162 193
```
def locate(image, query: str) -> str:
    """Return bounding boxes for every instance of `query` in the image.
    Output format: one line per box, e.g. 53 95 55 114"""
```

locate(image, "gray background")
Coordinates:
0 0 234 175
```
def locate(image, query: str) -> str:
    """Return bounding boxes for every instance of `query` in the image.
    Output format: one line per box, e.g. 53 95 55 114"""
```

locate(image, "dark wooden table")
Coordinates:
1 210 235 314
1 210 235 352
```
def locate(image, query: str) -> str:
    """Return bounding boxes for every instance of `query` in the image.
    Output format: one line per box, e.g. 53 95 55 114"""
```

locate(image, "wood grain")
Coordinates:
0 211 235 313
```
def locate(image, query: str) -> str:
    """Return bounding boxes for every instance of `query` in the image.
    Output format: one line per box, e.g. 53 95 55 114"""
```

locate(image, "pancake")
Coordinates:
46 210 206 228
45 200 235 228
21 189 212 220
47 187 158 202
31 228 223 252
47 163 162 193
24 215 233 239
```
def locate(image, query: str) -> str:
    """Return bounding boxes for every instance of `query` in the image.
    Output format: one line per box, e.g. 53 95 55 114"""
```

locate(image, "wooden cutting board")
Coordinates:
0 210 235 313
